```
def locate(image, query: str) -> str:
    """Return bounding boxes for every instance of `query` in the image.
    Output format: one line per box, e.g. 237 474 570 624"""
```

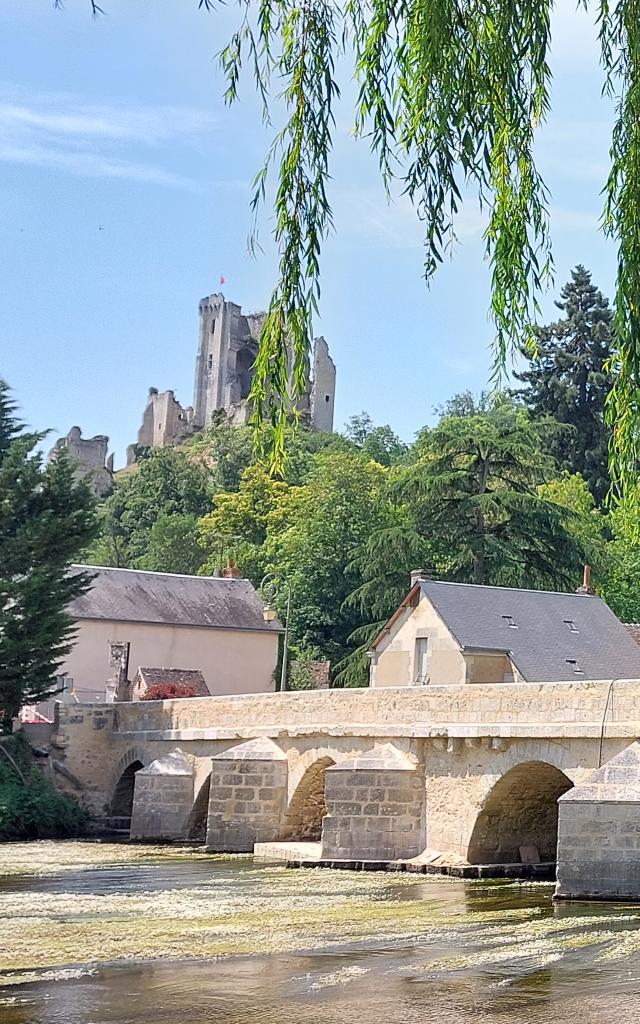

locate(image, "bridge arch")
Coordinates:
466 760 573 865
281 755 335 840
108 746 151 817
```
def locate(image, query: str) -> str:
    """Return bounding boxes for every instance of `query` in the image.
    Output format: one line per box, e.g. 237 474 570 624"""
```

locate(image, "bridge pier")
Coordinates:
130 750 193 841
205 737 288 852
321 744 424 862
556 742 640 900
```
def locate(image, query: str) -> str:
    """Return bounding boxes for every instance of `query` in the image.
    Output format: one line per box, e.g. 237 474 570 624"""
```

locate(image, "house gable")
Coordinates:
369 590 465 687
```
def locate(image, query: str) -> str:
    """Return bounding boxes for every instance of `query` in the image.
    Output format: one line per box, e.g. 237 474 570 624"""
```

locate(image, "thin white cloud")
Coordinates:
334 185 488 250
0 87 215 189
0 140 202 190
0 101 214 145
550 206 599 230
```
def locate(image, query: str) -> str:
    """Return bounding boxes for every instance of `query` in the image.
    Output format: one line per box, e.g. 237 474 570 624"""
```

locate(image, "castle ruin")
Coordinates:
48 426 114 497
51 291 337 472
127 292 336 462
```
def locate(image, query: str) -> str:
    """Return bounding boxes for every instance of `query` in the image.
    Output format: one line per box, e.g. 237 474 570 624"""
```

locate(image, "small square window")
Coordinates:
502 614 518 629
564 619 579 634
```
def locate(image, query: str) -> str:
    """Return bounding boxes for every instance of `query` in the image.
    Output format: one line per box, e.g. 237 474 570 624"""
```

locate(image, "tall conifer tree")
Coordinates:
516 266 614 505
0 382 97 729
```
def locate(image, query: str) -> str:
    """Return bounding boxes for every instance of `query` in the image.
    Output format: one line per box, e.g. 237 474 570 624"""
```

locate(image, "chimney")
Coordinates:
410 569 429 588
576 564 595 596
221 558 242 579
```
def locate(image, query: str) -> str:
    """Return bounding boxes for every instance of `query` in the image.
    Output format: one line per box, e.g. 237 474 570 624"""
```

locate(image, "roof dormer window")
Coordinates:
565 658 584 674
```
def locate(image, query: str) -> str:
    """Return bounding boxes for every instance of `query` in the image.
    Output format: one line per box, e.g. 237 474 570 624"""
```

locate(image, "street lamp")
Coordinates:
260 573 291 692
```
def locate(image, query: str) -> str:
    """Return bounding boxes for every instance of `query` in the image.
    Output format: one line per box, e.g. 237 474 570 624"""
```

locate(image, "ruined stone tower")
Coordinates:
120 291 336 464
193 293 336 432
193 294 264 429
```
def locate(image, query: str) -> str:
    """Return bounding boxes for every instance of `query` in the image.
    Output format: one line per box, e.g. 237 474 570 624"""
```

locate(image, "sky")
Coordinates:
0 1 618 466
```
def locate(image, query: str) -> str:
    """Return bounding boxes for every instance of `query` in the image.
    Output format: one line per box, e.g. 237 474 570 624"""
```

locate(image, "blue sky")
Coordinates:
0 2 617 465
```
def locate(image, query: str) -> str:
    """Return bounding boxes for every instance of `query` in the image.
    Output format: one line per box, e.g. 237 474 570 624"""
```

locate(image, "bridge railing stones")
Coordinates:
205 737 288 852
109 679 640 742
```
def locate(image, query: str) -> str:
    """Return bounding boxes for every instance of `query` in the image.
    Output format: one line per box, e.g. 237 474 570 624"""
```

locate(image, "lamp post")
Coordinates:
261 573 291 692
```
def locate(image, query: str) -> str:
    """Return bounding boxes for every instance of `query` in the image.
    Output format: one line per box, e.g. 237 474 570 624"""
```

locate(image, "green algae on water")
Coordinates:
1 842 639 986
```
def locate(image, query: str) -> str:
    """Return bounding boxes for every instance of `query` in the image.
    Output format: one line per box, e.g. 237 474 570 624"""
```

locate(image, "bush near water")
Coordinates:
0 733 88 840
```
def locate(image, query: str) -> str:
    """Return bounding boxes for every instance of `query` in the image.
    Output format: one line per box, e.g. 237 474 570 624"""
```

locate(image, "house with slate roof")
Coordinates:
368 569 640 688
61 565 282 701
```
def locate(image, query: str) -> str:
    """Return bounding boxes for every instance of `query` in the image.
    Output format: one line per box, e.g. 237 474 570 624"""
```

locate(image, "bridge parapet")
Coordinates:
109 679 640 740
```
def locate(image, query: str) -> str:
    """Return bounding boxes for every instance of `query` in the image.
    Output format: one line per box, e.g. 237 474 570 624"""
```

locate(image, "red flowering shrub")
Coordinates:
141 683 199 701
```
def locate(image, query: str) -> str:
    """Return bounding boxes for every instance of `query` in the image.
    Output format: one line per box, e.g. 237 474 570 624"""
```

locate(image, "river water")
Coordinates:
2 843 640 1024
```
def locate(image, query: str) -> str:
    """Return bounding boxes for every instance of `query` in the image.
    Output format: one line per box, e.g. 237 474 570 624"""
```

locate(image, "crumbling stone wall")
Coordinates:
310 336 336 433
129 389 195 463
48 426 113 497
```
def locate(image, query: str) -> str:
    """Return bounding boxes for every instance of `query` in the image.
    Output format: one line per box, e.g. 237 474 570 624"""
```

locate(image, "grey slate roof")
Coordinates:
69 565 282 632
419 580 640 682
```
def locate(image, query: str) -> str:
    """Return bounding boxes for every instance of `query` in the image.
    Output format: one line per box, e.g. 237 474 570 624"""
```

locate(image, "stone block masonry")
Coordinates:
130 750 193 841
206 737 288 852
321 744 424 861
52 680 640 897
556 741 640 900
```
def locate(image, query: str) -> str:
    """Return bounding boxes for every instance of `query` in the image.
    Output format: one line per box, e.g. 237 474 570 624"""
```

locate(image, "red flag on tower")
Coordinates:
220 274 226 285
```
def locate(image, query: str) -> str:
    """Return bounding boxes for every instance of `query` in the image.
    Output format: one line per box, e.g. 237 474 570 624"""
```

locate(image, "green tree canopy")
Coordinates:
516 266 614 505
344 411 408 466
261 451 393 681
136 513 205 576
0 382 97 728
395 399 584 588
199 464 289 581
83 447 212 571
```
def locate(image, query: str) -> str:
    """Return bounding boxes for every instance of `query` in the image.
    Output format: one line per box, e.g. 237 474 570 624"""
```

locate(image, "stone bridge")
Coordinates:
51 679 640 872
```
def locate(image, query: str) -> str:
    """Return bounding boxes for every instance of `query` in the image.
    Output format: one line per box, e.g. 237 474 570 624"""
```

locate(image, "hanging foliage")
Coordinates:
68 1 640 502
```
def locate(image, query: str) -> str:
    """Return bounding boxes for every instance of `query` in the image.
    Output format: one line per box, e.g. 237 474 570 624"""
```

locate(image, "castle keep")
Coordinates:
49 290 337 477
128 292 336 462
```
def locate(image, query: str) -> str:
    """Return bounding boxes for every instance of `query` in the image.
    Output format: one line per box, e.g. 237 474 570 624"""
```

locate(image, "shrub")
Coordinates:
141 683 199 701
0 734 88 840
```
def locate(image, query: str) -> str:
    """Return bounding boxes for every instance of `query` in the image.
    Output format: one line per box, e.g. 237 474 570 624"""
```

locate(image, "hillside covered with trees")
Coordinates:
82 269 639 686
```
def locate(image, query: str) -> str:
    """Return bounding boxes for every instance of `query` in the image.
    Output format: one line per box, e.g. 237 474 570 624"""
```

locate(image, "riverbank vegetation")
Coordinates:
81 269 639 685
0 735 87 841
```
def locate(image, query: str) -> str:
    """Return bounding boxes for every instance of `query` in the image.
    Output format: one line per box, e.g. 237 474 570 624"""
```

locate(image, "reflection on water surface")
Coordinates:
1 843 640 1024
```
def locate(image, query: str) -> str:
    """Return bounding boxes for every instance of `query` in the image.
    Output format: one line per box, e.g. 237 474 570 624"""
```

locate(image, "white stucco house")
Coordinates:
62 565 282 701
368 570 640 688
